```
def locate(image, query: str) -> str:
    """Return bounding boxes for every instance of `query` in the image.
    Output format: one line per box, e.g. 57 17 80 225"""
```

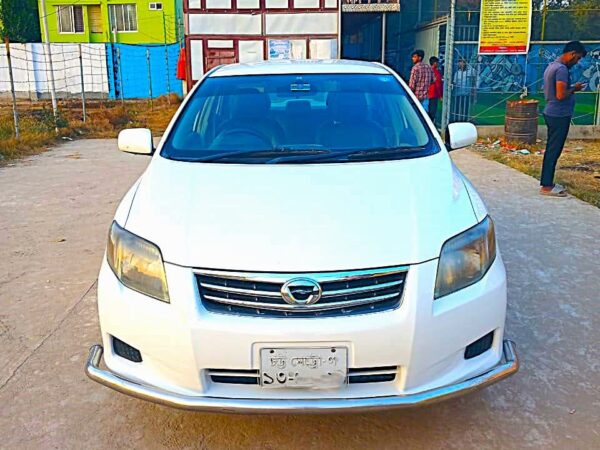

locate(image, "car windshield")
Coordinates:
161 73 439 164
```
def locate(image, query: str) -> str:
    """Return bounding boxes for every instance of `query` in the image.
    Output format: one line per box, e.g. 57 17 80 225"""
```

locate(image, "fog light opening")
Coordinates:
112 336 143 363
464 331 494 360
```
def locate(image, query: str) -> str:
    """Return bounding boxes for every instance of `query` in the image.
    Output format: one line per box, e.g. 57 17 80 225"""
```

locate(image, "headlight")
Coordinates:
106 221 170 302
434 216 496 299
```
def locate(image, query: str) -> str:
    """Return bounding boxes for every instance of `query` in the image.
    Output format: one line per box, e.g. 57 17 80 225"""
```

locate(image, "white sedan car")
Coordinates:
86 60 518 413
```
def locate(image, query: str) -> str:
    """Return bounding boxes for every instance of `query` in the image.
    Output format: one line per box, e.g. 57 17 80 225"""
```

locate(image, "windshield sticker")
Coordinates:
290 83 311 92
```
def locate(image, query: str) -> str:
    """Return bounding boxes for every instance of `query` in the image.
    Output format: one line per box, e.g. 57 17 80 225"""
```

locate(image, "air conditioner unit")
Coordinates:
149 3 163 10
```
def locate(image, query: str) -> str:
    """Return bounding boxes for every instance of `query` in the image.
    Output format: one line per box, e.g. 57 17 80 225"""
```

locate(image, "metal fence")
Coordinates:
0 39 183 138
445 6 600 127
0 42 109 102
448 40 600 126
106 43 182 100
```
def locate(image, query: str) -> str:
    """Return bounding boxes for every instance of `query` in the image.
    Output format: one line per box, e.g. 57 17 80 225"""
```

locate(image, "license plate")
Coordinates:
260 347 348 389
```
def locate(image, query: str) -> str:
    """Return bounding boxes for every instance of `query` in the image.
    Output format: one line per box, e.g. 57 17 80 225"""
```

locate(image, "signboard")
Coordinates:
478 0 532 55
342 0 400 13
268 40 307 60
269 40 292 60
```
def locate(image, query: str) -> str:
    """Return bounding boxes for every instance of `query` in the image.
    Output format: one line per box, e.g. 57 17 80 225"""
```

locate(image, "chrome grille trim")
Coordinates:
199 282 281 298
323 279 404 298
193 266 409 284
208 370 260 378
207 366 398 385
203 292 401 312
199 280 403 298
348 369 397 376
195 266 408 318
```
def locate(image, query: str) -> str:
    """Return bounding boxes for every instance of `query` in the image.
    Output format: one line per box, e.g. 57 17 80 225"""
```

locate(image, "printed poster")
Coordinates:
269 40 291 60
478 0 532 55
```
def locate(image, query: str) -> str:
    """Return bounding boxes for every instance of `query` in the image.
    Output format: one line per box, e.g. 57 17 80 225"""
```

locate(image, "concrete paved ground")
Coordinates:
1 140 598 449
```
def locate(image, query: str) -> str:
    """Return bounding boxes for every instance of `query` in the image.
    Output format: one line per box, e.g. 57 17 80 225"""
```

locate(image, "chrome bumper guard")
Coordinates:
85 340 518 414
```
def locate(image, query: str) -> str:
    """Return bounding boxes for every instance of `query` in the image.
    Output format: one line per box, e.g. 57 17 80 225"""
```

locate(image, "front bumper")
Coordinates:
85 340 518 414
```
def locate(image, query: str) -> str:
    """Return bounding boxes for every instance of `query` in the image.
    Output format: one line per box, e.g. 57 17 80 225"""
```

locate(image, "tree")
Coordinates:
0 0 41 42
534 0 600 40
456 0 600 41
571 0 600 39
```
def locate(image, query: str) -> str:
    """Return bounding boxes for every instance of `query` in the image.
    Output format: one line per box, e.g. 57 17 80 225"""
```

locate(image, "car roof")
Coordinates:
209 59 391 77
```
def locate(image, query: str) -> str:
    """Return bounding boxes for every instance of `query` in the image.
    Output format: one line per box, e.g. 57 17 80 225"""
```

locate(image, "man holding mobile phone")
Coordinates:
540 41 587 197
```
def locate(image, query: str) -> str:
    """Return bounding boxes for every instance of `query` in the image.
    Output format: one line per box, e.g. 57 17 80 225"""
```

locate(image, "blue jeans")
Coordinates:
420 98 429 110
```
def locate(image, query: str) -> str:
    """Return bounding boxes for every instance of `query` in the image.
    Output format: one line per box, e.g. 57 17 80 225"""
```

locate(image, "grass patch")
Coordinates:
0 95 181 164
470 93 597 126
473 139 600 208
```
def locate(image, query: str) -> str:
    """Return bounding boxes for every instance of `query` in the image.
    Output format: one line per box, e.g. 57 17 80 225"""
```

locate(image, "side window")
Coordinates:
195 95 225 143
216 94 233 124
366 92 392 146
193 96 214 134
171 94 210 148
109 4 138 32
392 95 427 146
365 92 382 121
57 5 84 33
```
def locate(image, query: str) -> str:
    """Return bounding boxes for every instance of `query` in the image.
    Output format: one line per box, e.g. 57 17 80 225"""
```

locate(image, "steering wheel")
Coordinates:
213 127 272 148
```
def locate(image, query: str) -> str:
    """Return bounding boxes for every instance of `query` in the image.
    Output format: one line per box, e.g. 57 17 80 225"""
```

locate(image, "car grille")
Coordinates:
195 266 408 318
207 366 398 385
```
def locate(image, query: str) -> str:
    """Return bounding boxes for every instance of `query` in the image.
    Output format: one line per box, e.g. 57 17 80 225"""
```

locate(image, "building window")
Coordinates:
109 4 138 32
57 5 84 33
88 5 103 34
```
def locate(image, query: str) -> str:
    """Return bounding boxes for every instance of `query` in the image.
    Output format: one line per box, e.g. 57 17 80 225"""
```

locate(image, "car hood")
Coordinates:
125 152 477 271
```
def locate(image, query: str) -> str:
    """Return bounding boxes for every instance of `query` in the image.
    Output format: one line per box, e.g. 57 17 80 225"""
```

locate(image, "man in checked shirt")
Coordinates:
409 50 434 111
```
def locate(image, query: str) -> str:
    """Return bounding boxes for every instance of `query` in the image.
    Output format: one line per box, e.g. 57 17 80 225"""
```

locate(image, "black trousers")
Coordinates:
428 97 439 121
542 114 571 187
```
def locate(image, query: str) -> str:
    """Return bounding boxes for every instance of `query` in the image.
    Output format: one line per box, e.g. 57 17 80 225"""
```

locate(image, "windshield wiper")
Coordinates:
179 147 330 163
266 146 427 164
334 146 428 160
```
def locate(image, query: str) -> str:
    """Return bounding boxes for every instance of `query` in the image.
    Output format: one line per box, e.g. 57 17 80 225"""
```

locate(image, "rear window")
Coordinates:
161 73 439 164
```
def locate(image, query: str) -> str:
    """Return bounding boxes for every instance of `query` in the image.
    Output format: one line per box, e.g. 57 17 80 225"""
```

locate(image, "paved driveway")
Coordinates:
1 140 598 449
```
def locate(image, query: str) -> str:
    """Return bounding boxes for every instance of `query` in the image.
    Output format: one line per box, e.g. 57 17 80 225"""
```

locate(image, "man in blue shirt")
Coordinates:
540 41 587 197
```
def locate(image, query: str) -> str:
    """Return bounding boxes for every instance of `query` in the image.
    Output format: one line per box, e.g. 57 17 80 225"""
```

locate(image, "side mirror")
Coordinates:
445 123 477 151
118 128 154 155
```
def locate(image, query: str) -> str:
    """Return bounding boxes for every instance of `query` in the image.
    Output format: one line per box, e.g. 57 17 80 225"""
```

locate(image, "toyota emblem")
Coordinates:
281 278 322 306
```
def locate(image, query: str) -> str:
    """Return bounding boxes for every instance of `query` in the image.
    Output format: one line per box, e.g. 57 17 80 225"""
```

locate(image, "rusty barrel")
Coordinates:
505 100 539 144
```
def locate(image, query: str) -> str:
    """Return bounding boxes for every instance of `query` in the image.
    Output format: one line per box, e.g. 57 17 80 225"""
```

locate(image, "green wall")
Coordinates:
38 1 178 44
